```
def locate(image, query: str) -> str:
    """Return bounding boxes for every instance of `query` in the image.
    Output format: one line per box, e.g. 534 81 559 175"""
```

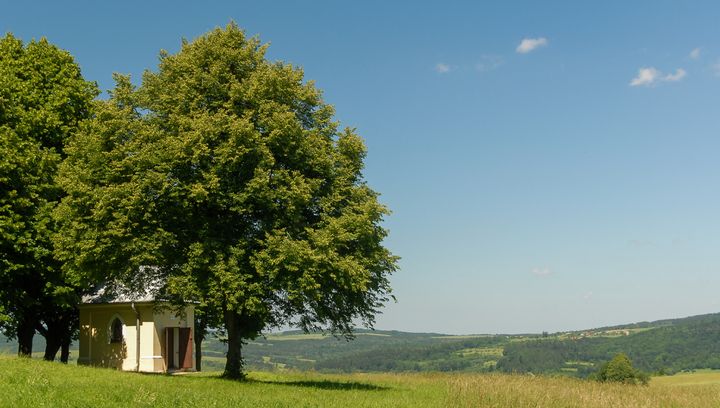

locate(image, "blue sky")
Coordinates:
4 1 720 334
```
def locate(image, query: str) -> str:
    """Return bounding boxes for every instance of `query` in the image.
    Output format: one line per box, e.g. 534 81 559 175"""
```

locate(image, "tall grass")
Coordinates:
2 355 720 407
446 374 720 407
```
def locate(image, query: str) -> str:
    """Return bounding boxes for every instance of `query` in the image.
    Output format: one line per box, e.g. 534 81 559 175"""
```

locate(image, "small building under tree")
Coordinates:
77 284 195 373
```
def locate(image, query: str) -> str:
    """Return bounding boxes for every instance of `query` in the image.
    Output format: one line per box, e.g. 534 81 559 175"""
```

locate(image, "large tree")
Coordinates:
56 23 398 378
0 34 97 359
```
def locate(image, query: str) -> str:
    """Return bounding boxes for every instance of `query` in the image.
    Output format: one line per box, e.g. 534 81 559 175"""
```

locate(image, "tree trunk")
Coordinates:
195 335 202 372
222 310 245 379
40 320 61 361
194 316 206 372
60 338 71 363
43 333 61 361
37 308 78 362
17 318 35 357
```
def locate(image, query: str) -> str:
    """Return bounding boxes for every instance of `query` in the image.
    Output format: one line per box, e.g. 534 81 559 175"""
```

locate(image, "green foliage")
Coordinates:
496 313 720 377
592 353 649 385
171 313 720 376
203 330 505 373
224 313 720 376
56 23 397 377
0 33 97 352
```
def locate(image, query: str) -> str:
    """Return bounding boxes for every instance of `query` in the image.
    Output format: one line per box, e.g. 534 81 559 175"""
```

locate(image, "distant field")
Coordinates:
262 332 392 341
262 333 328 341
3 356 720 407
652 370 720 386
430 335 494 339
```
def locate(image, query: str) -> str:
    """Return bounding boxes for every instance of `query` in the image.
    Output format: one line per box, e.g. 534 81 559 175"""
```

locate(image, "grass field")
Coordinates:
652 369 720 386
3 356 720 407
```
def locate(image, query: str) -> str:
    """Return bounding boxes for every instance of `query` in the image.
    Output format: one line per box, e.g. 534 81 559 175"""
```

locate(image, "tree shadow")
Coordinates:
253 379 387 391
162 371 387 391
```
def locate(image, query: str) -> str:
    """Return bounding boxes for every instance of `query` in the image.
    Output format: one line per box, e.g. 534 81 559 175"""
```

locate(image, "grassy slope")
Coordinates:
653 370 720 386
0 355 443 408
3 356 720 408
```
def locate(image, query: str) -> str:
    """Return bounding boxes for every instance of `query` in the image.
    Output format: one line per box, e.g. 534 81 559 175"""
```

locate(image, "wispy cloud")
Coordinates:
629 239 655 248
435 63 451 74
664 68 686 82
690 47 701 59
712 60 720 77
475 55 504 72
516 37 548 54
531 267 552 277
583 291 593 301
629 67 686 87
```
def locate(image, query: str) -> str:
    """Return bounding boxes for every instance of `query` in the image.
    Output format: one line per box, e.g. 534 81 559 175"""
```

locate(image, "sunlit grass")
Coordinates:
652 369 720 386
447 374 720 408
2 355 720 407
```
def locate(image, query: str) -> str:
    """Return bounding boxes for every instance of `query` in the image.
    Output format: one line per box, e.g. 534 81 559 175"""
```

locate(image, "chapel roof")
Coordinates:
81 266 164 304
81 281 162 304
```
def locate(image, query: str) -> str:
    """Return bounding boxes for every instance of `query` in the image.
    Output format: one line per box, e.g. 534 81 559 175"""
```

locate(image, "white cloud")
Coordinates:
531 267 552 277
630 67 661 86
664 68 686 81
516 37 548 54
583 291 593 301
435 63 451 74
690 47 701 59
629 67 686 87
475 55 504 72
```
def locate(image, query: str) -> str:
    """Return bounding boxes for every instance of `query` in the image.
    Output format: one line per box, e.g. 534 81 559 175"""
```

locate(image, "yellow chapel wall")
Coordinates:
136 304 159 372
78 304 139 371
79 302 195 373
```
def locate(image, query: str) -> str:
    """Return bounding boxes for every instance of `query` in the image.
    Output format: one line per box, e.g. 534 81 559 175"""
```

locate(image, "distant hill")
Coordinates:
4 312 720 377
497 312 720 376
0 334 48 357
228 312 720 376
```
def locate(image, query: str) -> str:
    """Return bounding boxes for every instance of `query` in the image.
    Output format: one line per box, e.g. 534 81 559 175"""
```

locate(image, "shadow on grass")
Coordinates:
156 370 387 391
256 379 387 391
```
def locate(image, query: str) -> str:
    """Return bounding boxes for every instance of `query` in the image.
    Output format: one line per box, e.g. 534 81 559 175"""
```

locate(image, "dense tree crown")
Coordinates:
0 34 97 358
56 23 398 378
593 353 649 385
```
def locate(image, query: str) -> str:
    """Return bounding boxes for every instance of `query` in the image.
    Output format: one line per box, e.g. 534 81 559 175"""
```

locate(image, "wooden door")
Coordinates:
178 328 193 369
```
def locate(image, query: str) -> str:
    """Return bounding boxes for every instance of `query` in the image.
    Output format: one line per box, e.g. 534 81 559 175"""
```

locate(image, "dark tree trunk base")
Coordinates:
220 370 247 380
60 339 71 363
222 310 246 380
17 319 35 358
43 337 61 361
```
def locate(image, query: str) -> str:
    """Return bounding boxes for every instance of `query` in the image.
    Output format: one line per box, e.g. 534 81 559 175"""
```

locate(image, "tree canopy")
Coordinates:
593 353 649 385
56 23 398 378
0 34 97 358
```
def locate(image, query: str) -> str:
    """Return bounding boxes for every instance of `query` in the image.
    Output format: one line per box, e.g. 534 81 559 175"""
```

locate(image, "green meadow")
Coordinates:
3 356 720 408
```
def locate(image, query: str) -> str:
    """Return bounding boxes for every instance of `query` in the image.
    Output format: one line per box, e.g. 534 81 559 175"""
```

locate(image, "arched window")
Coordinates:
110 317 124 343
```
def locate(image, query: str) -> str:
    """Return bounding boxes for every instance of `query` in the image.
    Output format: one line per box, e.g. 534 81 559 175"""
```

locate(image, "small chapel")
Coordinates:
77 283 196 373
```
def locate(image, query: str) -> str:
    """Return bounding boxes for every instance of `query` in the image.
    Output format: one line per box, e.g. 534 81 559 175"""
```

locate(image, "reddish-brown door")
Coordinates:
166 327 193 370
179 328 193 369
